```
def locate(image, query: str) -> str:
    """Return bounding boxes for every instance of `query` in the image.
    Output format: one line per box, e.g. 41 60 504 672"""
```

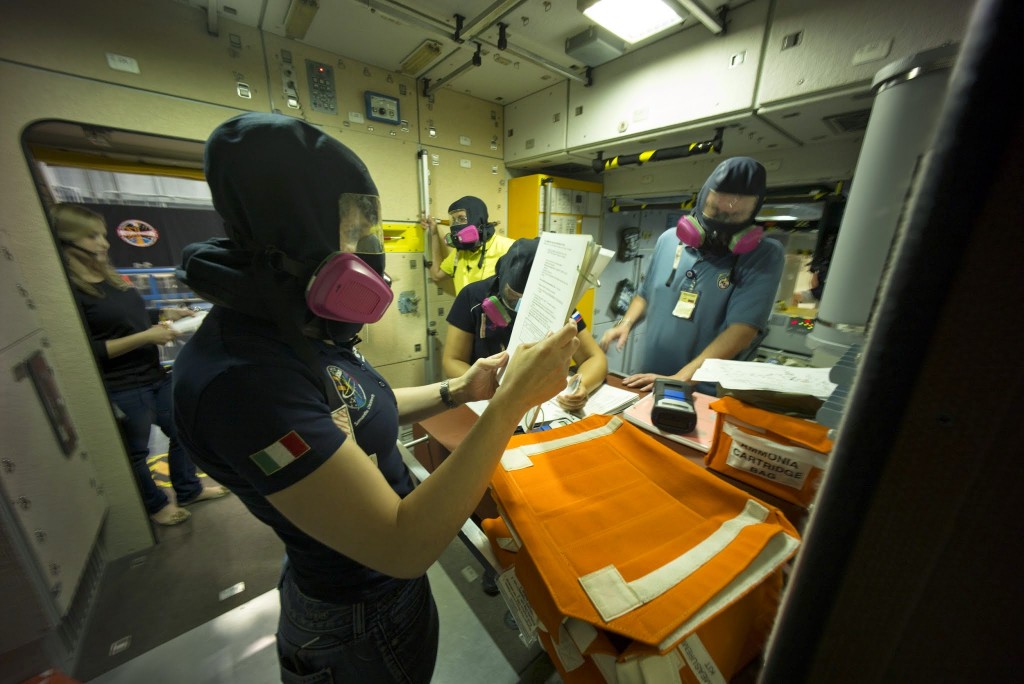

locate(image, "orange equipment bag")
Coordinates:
705 396 834 508
484 414 800 683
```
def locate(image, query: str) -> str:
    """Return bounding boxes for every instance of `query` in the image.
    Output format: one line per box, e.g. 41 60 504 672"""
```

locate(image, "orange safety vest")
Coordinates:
485 415 801 684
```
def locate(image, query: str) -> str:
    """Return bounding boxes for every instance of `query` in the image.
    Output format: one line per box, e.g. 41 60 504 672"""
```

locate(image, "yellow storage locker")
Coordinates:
507 174 603 327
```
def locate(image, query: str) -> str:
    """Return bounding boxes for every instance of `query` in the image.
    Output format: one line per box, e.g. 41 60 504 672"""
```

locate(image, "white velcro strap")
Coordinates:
501 416 624 471
497 536 519 552
552 621 586 672
500 447 533 471
564 618 599 653
592 654 618 684
579 500 771 621
678 633 727 684
639 650 685 684
495 500 523 550
657 530 800 651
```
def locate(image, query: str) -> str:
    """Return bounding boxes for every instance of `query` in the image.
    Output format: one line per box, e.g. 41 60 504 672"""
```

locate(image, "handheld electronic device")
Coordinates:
651 378 698 434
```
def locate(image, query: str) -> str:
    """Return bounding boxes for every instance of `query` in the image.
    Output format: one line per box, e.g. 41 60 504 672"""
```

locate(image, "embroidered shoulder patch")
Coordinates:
250 430 310 475
332 405 354 438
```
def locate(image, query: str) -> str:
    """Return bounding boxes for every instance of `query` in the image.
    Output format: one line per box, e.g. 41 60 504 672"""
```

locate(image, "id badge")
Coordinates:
672 290 699 319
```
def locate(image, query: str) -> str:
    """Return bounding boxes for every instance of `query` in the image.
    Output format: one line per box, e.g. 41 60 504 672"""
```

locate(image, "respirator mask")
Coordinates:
305 193 393 323
445 206 485 251
481 284 522 329
676 189 763 257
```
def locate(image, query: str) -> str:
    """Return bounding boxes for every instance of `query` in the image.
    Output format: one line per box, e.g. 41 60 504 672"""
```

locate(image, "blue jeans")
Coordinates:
109 373 202 514
277 565 439 684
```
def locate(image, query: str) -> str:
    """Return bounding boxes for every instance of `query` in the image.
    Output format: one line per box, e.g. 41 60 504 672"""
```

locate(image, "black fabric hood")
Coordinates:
204 112 378 265
495 237 539 296
176 238 273 319
448 195 495 245
693 156 767 227
178 113 380 320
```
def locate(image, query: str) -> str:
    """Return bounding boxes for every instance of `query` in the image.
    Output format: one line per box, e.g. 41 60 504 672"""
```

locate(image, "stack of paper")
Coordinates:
691 359 836 398
505 232 614 362
691 359 837 418
168 310 207 334
501 232 615 430
535 382 639 424
466 382 639 425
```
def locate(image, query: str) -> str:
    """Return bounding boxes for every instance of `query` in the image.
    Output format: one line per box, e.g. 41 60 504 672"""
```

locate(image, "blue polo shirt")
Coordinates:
637 227 784 378
173 307 413 603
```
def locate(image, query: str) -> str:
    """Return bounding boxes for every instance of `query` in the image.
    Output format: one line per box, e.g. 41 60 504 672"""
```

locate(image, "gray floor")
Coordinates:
77 427 560 684
86 562 551 684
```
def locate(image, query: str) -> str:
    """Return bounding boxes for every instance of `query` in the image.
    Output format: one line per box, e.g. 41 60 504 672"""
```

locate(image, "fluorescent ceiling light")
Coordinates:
284 0 319 40
579 0 684 44
400 40 443 76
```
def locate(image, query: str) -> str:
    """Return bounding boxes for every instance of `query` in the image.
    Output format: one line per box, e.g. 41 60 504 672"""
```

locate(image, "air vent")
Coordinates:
822 109 872 134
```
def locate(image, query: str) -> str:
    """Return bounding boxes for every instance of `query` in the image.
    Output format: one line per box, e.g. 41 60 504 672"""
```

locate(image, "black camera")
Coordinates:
651 378 697 434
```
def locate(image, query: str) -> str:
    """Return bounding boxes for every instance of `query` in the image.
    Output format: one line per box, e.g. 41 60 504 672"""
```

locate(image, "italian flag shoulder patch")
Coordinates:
250 430 310 476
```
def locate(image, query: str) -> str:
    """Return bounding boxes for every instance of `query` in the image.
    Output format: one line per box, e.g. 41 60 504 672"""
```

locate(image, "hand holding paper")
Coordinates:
168 310 207 334
504 233 613 362
457 350 509 403
496 322 579 415
555 373 587 411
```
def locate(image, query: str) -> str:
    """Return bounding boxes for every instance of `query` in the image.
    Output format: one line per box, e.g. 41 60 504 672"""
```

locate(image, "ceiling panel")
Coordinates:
173 0 742 104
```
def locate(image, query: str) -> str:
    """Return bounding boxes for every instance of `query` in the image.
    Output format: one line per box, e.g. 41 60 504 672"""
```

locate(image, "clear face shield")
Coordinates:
500 283 523 312
338 193 385 256
701 190 759 226
305 193 393 324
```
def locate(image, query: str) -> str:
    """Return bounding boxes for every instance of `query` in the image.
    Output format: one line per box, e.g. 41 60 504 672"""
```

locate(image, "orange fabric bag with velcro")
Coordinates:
705 396 834 508
485 414 801 683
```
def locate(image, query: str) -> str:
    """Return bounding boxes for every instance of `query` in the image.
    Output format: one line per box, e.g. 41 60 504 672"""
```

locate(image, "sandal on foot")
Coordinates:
182 485 230 506
151 505 191 526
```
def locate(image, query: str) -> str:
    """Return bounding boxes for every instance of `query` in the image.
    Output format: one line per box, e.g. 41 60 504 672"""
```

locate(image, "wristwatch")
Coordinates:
439 379 457 409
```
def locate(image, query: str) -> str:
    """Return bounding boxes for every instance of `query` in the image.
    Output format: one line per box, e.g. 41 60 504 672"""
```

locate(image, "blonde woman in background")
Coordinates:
53 204 227 525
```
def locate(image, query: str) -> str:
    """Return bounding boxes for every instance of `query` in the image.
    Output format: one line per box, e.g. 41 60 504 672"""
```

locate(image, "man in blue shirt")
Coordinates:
600 157 784 394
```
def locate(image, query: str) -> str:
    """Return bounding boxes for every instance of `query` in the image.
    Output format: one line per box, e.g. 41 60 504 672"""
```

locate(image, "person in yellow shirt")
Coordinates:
423 195 514 296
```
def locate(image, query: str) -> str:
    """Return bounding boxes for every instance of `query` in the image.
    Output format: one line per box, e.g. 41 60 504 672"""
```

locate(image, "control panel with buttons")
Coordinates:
306 59 337 114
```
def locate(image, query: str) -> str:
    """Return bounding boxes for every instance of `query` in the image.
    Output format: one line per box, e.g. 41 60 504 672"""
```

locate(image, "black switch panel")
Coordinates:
306 59 337 115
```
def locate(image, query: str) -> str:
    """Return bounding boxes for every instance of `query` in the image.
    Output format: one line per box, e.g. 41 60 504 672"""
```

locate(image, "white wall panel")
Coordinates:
567 0 771 153
0 0 267 112
358 250 428 368
758 0 972 107
423 145 509 231
419 89 505 160
504 81 569 164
